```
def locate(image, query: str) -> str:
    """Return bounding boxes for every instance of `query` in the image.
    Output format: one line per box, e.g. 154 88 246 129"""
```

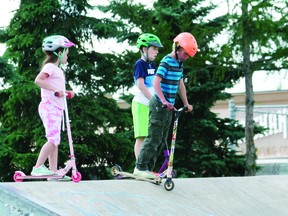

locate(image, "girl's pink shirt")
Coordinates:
40 63 65 110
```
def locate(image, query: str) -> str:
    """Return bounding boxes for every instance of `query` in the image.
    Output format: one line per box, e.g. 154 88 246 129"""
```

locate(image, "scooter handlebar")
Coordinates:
179 106 188 112
162 104 188 113
54 91 72 98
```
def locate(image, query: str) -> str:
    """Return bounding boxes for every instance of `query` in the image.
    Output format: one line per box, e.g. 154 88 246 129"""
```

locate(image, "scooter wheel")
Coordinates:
155 179 162 184
13 172 24 182
72 171 82 183
164 179 175 191
111 165 122 177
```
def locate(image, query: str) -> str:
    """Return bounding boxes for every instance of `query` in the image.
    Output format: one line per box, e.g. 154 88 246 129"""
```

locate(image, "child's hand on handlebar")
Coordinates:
54 90 75 99
185 104 193 112
162 101 175 111
54 90 64 97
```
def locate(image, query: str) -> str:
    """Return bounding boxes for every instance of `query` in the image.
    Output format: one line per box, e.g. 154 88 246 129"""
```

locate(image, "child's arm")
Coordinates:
137 78 153 100
34 72 63 96
153 75 174 110
178 79 193 112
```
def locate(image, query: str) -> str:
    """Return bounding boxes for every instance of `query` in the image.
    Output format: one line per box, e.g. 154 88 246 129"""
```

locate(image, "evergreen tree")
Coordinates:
222 0 288 175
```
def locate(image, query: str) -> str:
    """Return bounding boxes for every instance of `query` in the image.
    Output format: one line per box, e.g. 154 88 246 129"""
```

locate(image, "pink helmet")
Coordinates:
42 35 75 51
173 32 198 57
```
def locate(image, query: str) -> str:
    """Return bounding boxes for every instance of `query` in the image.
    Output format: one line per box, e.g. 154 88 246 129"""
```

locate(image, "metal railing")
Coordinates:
229 100 288 139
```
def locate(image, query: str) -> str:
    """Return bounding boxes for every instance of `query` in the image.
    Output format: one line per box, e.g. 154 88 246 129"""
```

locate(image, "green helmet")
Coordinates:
136 33 163 49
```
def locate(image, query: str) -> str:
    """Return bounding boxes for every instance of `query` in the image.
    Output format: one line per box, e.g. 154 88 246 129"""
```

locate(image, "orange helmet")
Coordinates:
173 32 198 57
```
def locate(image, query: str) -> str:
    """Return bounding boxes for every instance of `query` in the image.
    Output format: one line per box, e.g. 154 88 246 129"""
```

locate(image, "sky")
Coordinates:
0 0 19 55
1 0 288 93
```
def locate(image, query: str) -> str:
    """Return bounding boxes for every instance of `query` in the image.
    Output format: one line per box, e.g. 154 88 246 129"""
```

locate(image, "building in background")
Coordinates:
212 90 288 175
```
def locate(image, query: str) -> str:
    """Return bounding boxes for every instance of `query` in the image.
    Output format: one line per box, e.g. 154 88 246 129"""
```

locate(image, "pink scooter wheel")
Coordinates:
72 172 82 182
13 172 24 182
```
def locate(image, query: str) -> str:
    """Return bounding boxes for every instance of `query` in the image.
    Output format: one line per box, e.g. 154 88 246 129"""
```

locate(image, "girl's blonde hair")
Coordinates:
41 47 64 69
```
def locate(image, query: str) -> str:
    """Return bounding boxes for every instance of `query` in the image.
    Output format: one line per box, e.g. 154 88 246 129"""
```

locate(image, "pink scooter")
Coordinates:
13 92 82 183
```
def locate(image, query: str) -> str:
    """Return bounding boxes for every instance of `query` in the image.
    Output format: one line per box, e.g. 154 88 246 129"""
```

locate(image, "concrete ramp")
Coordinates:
0 175 288 216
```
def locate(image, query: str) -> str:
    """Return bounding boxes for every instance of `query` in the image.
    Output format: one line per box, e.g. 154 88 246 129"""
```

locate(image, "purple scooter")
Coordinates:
111 106 187 191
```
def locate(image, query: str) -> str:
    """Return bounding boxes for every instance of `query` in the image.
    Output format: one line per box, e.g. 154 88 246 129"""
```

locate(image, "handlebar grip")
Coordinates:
66 91 72 99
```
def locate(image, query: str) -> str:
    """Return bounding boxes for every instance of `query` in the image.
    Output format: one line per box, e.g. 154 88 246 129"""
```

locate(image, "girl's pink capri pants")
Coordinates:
39 100 63 146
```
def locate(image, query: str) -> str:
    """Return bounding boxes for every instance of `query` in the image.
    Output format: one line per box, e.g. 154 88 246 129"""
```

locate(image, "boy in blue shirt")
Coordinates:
131 33 163 160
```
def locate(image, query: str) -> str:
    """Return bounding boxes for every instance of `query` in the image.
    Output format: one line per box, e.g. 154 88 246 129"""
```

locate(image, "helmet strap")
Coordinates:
174 44 182 67
174 44 178 60
53 48 66 68
145 46 150 62
141 47 151 62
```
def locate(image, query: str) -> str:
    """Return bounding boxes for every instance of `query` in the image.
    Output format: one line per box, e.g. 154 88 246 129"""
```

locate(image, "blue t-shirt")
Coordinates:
132 59 157 105
155 54 183 105
134 59 156 87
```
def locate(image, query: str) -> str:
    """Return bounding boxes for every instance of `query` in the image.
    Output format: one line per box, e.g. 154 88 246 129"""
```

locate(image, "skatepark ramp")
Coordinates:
0 175 288 216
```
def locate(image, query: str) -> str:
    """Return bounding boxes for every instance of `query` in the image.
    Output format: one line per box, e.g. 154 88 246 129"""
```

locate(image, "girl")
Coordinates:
31 35 75 180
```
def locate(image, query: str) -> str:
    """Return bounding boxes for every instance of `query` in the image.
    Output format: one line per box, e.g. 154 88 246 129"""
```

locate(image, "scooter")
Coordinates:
13 92 82 183
111 106 188 191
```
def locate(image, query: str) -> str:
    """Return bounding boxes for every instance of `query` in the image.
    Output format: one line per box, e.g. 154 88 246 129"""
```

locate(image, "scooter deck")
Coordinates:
16 175 64 180
14 171 65 181
115 170 162 185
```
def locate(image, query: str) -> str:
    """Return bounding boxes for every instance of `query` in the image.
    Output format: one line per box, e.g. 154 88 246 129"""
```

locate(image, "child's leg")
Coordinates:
49 145 58 172
134 137 145 160
37 100 62 170
35 141 55 168
136 97 168 171
31 141 56 176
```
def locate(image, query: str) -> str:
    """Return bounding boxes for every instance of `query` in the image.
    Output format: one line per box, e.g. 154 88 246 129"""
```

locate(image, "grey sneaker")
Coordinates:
133 167 155 179
31 165 55 176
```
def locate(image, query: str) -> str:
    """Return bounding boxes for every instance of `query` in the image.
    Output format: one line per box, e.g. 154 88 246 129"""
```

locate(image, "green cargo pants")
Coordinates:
136 96 173 171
